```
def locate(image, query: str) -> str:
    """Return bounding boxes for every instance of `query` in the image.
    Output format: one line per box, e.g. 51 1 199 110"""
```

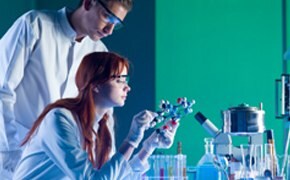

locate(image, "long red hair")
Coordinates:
22 52 130 169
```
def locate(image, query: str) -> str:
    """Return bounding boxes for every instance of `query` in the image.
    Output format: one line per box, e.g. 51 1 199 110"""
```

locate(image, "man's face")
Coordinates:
84 0 128 41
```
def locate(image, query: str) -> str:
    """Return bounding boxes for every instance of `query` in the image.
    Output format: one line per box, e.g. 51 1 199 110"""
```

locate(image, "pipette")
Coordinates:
280 128 290 176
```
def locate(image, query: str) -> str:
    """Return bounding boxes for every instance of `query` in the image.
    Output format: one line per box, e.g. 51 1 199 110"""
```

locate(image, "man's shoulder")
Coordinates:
19 9 60 25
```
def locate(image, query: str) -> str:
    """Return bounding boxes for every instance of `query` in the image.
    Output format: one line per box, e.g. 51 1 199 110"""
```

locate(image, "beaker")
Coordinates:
253 144 264 177
275 154 289 180
240 144 255 179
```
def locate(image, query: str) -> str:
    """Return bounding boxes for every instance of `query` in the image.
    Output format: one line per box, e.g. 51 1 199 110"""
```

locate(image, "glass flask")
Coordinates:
196 137 222 180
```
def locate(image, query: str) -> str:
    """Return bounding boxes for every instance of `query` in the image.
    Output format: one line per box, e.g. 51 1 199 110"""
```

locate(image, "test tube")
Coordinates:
168 155 174 178
159 155 165 180
266 130 278 177
287 156 290 180
154 155 160 178
264 143 275 178
182 155 187 179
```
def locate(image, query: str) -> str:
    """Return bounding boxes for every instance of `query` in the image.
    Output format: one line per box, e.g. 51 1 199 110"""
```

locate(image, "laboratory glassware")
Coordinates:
196 138 222 180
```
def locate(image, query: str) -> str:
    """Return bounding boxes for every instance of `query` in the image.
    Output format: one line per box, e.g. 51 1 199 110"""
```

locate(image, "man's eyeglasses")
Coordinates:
97 0 124 30
111 75 130 85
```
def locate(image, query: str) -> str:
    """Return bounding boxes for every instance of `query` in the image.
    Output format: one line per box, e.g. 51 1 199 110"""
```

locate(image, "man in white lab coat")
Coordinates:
0 0 132 177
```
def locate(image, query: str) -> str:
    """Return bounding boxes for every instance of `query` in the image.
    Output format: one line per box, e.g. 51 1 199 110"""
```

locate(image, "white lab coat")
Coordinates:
0 7 108 153
13 108 149 179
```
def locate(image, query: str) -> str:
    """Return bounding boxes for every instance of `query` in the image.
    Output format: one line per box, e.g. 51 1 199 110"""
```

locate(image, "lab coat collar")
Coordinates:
58 7 77 42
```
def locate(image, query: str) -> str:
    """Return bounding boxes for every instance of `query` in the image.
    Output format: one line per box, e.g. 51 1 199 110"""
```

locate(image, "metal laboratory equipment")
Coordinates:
194 103 265 161
275 74 290 149
194 103 274 179
277 0 290 153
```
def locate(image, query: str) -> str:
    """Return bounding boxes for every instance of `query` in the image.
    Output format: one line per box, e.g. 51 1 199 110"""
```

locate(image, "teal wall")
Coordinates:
0 1 77 36
156 0 285 166
0 1 35 36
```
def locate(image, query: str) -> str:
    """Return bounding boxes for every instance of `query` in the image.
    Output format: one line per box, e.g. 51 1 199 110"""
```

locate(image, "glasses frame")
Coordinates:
111 75 130 84
97 0 124 30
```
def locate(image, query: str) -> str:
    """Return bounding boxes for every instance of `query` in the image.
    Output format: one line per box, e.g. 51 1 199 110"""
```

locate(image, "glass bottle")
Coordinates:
196 137 222 180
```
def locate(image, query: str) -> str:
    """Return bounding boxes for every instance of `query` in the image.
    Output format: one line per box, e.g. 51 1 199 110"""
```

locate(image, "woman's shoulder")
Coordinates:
45 108 76 127
38 108 81 148
51 107 73 116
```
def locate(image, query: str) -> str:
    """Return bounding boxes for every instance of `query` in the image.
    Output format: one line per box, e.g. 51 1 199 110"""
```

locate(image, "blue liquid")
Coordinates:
196 164 221 180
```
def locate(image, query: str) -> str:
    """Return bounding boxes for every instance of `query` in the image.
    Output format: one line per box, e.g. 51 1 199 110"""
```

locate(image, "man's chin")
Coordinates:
90 35 102 41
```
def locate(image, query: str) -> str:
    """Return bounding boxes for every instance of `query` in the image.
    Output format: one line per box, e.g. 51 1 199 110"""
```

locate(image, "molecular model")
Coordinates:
150 97 195 133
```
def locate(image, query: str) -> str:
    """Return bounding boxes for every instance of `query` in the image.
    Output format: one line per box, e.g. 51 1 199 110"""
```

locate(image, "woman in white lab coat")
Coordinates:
13 52 179 179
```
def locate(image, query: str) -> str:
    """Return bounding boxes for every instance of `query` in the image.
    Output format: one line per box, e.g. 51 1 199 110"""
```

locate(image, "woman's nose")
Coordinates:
125 84 131 92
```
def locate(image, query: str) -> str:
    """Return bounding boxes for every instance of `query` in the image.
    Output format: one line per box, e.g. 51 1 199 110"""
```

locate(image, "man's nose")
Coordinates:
103 23 114 35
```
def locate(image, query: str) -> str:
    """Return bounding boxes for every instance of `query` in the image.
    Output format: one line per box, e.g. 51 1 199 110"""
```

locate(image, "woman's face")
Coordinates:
96 67 131 108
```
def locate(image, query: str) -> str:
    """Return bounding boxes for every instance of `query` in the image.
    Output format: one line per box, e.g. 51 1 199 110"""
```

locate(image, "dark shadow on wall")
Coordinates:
102 0 156 149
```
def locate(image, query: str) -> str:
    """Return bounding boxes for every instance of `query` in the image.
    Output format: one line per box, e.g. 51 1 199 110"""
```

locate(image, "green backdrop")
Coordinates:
156 0 284 166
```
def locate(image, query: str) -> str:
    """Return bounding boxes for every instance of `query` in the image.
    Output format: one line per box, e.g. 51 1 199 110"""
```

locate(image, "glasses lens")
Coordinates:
112 75 130 84
98 0 124 30
113 22 123 30
124 76 130 83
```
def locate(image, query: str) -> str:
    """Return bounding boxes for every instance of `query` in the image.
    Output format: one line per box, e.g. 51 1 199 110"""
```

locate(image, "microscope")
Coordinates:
194 103 266 161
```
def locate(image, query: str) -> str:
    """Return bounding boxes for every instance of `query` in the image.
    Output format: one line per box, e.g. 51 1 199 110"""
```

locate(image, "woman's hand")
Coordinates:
142 120 179 155
125 110 157 148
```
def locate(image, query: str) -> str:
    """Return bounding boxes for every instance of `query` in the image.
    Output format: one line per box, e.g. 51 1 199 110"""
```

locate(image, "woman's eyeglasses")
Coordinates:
111 75 130 85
